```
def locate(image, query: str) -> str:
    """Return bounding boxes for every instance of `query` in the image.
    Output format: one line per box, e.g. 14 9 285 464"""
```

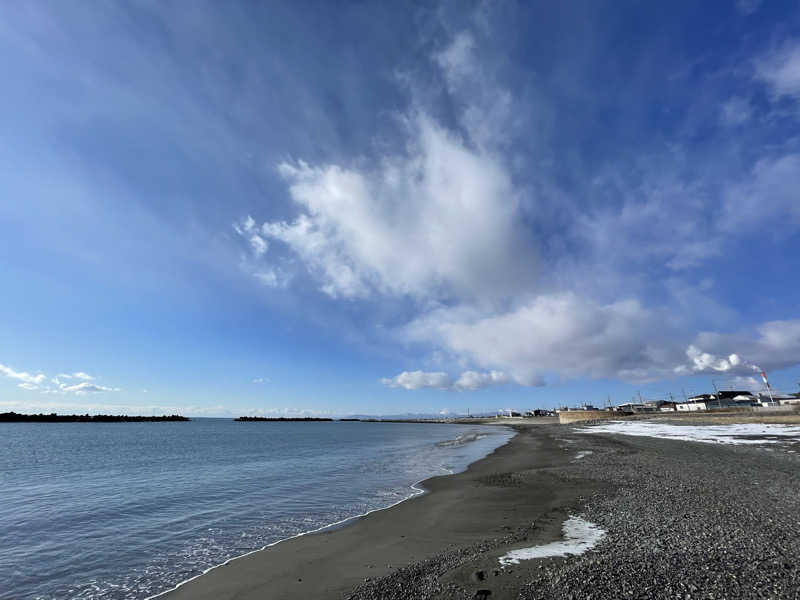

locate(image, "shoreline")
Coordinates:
149 423 517 600
146 463 441 600
161 421 584 600
160 420 800 599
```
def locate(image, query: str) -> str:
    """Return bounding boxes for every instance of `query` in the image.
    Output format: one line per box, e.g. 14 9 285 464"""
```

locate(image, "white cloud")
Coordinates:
756 40 800 100
677 319 800 376
239 30 534 304
56 381 119 395
252 376 270 384
233 215 289 288
0 363 46 385
58 371 95 380
382 369 524 391
248 234 268 257
255 114 533 302
406 293 670 384
232 28 800 389
233 215 257 236
454 370 511 390
674 345 754 374
2 362 120 395
381 370 452 390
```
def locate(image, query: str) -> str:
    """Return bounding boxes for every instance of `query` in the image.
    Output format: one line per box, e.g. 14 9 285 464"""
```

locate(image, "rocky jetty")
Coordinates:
0 412 189 422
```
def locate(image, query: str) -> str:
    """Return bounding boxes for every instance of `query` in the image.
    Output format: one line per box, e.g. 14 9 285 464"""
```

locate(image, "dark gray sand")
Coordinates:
162 423 800 600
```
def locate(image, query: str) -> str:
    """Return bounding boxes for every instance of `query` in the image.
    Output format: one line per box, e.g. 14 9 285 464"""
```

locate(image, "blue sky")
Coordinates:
2 0 800 417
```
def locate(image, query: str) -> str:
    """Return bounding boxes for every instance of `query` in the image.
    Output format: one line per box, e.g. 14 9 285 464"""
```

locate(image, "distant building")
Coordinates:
677 399 707 412
715 391 757 405
524 409 553 417
614 403 646 413
678 391 756 411
688 394 714 403
757 392 800 406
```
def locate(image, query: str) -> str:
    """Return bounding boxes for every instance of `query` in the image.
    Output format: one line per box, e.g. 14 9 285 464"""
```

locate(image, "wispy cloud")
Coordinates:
0 363 46 385
233 23 800 389
57 372 95 381
755 40 800 100
2 362 119 395
55 381 120 395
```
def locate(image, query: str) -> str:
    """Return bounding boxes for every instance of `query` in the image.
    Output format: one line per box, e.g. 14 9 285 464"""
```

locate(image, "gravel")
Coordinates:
345 523 538 600
344 426 800 599
521 431 800 600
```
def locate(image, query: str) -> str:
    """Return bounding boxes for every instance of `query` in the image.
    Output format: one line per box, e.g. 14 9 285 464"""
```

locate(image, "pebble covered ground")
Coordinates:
345 425 800 599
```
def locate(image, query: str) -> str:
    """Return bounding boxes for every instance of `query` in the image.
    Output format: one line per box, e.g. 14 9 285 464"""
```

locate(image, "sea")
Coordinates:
0 419 513 600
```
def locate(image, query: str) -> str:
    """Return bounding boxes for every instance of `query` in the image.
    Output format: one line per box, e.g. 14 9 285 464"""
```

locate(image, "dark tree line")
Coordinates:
0 412 189 422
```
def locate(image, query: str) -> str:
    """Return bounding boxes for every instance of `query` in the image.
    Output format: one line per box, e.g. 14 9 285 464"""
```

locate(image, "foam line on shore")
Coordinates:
145 428 516 600
498 516 606 565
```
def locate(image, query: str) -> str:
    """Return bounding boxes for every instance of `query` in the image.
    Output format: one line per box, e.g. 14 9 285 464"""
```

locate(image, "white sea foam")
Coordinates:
578 421 800 445
144 428 515 600
435 432 487 447
574 450 593 460
498 516 606 565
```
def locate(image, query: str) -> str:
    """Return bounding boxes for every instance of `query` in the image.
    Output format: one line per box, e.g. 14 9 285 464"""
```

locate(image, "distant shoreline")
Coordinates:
0 412 189 423
234 416 333 422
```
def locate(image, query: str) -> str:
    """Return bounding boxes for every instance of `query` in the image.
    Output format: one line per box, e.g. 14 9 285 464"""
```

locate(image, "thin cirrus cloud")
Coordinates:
231 20 800 391
57 372 95 381
755 40 800 100
0 363 46 385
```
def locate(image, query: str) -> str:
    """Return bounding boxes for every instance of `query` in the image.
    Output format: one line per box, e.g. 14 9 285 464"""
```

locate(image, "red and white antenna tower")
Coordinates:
761 371 775 405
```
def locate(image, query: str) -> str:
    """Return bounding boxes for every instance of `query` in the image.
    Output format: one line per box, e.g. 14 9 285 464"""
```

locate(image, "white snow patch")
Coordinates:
578 421 800 445
498 516 606 565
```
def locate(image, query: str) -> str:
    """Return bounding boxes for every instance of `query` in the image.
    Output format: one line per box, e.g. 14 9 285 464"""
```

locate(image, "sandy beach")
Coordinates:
161 420 800 599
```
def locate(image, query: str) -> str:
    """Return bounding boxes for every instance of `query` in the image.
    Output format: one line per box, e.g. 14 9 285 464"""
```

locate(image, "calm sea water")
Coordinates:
0 419 512 600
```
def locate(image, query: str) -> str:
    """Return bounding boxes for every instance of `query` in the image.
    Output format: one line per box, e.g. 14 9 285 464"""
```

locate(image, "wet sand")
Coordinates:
161 423 597 600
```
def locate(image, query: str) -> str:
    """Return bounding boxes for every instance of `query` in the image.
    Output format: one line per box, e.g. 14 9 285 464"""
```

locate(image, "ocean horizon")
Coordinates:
0 419 512 600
